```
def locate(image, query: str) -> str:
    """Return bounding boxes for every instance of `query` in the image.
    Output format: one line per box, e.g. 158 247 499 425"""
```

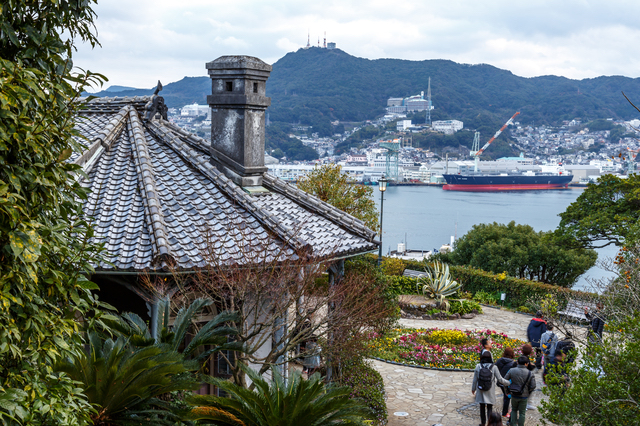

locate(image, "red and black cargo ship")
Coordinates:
442 172 572 192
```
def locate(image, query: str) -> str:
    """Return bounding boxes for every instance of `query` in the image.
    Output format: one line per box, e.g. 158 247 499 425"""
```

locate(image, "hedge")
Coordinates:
339 358 387 425
389 259 595 308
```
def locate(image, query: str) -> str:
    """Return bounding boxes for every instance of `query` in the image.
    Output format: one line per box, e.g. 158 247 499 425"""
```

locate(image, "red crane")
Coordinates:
475 112 521 156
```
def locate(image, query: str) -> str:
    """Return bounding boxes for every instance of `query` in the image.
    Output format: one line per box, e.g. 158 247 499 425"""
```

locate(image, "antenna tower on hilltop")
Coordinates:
426 77 432 126
323 31 326 48
306 31 310 48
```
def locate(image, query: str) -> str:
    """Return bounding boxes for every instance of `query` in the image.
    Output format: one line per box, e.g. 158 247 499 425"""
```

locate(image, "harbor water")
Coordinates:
376 185 617 291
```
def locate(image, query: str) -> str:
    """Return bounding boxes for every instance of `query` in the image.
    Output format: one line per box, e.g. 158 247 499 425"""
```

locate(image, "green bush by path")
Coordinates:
339 359 387 426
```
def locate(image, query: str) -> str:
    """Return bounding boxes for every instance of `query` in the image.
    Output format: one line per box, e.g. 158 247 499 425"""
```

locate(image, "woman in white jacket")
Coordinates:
472 354 510 426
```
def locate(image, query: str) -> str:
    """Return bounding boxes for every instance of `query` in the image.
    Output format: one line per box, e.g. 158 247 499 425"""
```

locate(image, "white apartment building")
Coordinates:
397 120 412 131
180 103 210 117
432 120 463 134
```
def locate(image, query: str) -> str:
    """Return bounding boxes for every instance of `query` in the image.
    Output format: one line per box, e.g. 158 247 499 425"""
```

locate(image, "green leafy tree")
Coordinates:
450 221 596 287
187 364 371 425
0 1 106 424
540 313 640 426
297 163 379 231
556 174 640 249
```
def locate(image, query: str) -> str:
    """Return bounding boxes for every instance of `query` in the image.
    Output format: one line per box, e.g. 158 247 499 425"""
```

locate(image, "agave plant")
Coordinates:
418 261 461 310
186 364 372 426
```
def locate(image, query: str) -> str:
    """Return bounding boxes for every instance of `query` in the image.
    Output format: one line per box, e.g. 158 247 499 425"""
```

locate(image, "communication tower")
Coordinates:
426 77 432 126
305 31 310 49
323 31 326 48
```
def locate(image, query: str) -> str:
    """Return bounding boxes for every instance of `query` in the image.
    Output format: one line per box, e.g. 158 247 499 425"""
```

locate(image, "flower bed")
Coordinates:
369 328 527 370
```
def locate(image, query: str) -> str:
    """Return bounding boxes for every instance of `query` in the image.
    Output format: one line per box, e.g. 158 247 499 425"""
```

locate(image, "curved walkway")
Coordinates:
374 306 546 426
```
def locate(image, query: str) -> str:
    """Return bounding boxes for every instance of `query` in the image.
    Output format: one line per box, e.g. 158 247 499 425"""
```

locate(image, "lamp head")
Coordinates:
378 176 388 192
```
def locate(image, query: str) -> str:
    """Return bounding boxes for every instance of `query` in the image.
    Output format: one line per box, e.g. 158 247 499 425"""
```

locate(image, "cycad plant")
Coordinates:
56 298 242 425
418 261 461 311
187 364 372 426
108 298 243 363
56 332 199 425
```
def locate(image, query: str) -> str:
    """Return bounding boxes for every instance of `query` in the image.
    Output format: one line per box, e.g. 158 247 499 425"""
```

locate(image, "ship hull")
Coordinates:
443 174 572 192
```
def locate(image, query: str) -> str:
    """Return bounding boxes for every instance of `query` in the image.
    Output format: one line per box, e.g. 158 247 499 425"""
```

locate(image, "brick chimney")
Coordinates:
206 56 272 187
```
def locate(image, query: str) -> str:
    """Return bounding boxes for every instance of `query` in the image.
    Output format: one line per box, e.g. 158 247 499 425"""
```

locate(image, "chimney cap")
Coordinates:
206 55 272 73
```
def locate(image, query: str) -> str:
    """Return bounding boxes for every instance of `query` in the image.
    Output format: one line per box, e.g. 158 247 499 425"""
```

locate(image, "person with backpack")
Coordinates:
504 356 537 426
526 311 547 369
544 348 570 391
472 353 510 426
495 348 516 420
540 323 559 377
554 333 576 364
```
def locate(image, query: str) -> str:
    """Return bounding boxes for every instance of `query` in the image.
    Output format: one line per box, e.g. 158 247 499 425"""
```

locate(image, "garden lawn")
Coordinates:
369 328 527 370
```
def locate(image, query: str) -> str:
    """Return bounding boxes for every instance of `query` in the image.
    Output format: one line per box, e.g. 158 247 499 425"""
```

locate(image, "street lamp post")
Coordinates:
377 175 388 267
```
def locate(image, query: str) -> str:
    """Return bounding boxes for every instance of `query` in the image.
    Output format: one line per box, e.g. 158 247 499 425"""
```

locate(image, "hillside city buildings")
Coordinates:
167 103 640 186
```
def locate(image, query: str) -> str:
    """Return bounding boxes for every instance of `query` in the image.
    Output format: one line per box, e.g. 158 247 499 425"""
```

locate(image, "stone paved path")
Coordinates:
374 306 547 426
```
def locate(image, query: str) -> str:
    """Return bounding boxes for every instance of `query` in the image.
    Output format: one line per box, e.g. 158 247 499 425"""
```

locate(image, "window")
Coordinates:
253 82 258 93
225 81 233 92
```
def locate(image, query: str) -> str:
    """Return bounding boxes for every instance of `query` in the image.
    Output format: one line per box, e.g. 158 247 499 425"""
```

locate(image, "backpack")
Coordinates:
541 332 557 356
477 363 494 391
508 371 532 397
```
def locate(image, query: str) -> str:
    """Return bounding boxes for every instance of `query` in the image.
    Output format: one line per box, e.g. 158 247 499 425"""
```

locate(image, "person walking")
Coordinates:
504 356 537 426
480 338 493 360
520 344 536 372
495 348 516 420
585 302 606 344
472 353 510 426
526 311 547 369
540 323 559 378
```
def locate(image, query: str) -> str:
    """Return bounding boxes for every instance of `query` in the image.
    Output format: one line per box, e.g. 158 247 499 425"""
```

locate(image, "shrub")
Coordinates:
380 257 405 276
473 290 499 305
339 359 387 425
400 259 596 309
449 299 483 315
387 276 421 296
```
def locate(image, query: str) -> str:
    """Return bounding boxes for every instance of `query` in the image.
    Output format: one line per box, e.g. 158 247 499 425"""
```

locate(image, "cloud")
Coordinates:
74 0 640 88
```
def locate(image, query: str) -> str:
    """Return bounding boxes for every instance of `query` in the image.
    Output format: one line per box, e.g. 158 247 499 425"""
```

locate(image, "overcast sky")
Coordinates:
75 0 640 90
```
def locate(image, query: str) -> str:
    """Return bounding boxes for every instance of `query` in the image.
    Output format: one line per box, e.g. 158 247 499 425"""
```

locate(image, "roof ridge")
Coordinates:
128 108 175 268
262 173 378 242
75 105 131 174
146 121 312 254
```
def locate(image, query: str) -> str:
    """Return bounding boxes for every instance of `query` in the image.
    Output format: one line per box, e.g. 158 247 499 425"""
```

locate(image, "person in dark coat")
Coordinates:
585 302 605 343
505 356 537 426
495 348 516 419
526 311 547 367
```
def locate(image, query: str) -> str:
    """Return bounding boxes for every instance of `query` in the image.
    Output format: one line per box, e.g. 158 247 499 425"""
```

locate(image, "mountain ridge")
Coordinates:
88 48 640 130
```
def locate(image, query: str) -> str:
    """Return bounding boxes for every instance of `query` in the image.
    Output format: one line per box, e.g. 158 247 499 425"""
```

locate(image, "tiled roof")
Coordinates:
75 95 379 272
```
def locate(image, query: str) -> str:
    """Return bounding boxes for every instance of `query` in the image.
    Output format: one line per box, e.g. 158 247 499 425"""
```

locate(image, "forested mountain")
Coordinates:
88 48 640 157
92 48 640 126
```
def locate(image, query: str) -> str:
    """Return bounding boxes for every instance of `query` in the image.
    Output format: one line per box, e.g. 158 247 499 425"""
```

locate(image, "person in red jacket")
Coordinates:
526 311 547 368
